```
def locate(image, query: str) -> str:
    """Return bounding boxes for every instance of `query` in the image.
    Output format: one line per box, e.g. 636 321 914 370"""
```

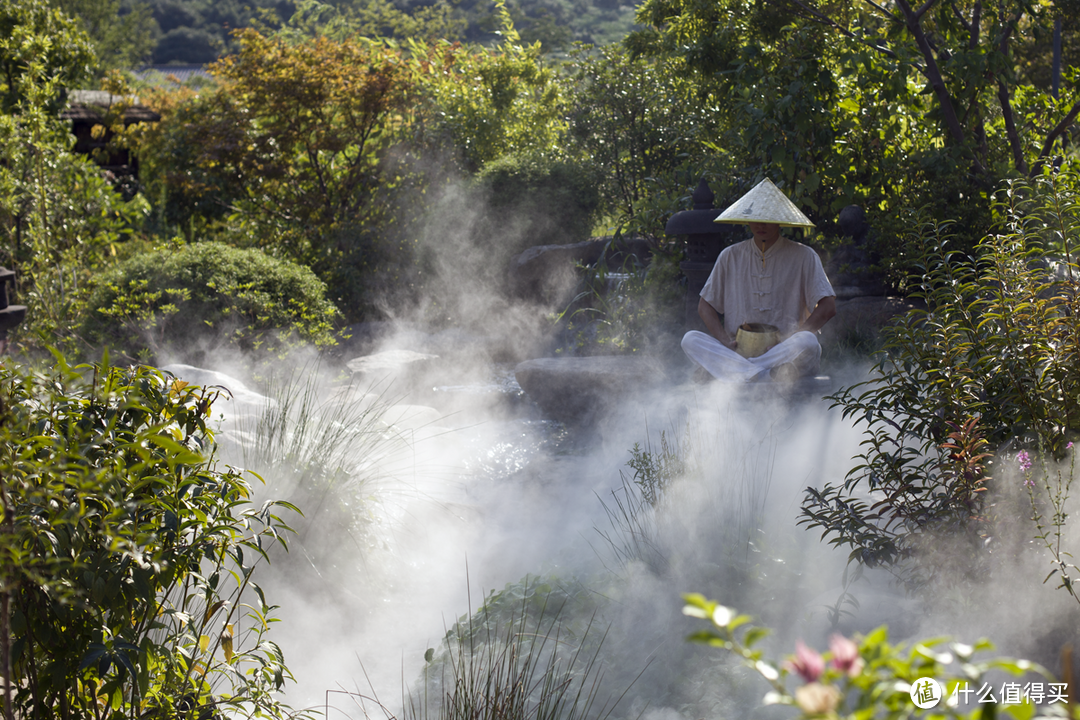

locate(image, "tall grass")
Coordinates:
594 406 779 575
225 360 424 577
330 578 636 720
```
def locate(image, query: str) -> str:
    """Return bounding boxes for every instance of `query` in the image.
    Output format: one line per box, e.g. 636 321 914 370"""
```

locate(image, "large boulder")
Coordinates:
346 349 439 378
160 363 274 421
514 355 664 427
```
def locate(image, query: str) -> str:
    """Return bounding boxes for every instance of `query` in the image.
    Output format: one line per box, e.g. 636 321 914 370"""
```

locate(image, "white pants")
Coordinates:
681 330 822 382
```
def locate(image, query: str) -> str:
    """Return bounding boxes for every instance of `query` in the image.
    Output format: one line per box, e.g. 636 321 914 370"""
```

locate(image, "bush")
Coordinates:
473 153 601 253
0 352 303 719
800 172 1080 590
683 594 1059 719
80 241 341 366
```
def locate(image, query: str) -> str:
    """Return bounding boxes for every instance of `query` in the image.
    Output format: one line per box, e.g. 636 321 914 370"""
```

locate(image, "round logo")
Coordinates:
910 677 943 709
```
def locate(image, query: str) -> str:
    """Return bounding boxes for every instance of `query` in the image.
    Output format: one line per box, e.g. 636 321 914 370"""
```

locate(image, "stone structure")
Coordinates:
665 179 740 330
0 267 27 354
825 205 888 298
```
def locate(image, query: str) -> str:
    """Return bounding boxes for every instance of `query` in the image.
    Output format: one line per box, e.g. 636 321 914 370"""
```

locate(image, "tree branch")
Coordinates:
969 1 981 49
997 79 1027 174
863 0 903 22
785 0 900 60
894 0 972 155
913 0 940 21
1032 100 1080 176
949 1 971 33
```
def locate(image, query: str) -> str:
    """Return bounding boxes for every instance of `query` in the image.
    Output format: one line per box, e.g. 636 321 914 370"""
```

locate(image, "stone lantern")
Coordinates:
0 267 27 354
665 179 740 329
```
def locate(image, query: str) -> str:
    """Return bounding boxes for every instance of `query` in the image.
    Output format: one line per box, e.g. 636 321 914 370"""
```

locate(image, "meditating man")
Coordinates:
681 178 836 382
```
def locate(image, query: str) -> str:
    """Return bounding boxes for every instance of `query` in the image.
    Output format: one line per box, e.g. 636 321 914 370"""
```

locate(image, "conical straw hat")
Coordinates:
713 178 815 228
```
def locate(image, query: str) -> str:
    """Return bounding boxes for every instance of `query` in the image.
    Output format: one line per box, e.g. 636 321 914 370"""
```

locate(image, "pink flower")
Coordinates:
784 641 824 682
1017 450 1032 472
829 634 864 677
795 683 841 714
1068 442 1075 450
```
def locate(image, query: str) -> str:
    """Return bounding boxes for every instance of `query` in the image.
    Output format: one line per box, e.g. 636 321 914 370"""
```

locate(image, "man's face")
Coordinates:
748 222 781 244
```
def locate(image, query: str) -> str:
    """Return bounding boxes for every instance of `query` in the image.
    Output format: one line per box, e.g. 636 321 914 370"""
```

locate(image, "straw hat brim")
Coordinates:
713 178 815 228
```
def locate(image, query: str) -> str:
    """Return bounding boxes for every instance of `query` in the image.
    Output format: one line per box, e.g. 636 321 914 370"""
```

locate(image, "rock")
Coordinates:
514 355 664 427
819 296 920 349
159 363 275 421
346 349 439 377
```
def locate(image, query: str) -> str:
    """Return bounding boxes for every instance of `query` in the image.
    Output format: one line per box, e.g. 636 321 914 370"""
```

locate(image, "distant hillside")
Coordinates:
146 0 637 65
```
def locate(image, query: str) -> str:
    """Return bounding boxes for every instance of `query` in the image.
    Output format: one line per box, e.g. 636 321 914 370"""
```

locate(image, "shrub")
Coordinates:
683 594 1058 719
800 171 1080 590
473 153 601 254
80 241 341 365
0 352 303 719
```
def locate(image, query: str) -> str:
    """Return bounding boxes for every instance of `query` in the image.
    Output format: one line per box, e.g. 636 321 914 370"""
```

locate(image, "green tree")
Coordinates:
801 171 1080 589
0 0 147 353
417 3 566 173
81 241 342 366
0 0 94 114
626 0 1080 276
49 0 158 73
565 44 719 223
778 0 1080 178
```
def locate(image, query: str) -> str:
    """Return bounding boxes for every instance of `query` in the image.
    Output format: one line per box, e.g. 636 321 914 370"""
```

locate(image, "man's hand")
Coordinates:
699 297 737 350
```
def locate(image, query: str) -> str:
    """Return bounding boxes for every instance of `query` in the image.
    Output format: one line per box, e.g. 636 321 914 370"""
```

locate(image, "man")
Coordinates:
681 178 836 382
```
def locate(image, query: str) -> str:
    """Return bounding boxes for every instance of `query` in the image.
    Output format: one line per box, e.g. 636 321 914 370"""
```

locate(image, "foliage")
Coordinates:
1021 444 1080 608
113 82 233 240
626 0 1080 277
200 29 414 266
625 430 688 508
801 171 1080 588
0 0 94 115
80 241 341 366
0 352 303 719
472 153 600 252
277 0 464 44
0 116 148 353
683 593 1057 719
0 13 147 355
125 28 452 318
418 8 565 174
226 362 412 583
148 0 294 64
558 240 683 356
563 44 718 224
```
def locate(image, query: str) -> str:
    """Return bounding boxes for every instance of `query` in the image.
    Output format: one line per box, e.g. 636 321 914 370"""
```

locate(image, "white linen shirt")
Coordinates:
700 236 835 336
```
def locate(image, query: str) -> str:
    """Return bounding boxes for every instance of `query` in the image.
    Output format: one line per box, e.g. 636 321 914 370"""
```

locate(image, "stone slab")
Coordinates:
513 355 664 426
